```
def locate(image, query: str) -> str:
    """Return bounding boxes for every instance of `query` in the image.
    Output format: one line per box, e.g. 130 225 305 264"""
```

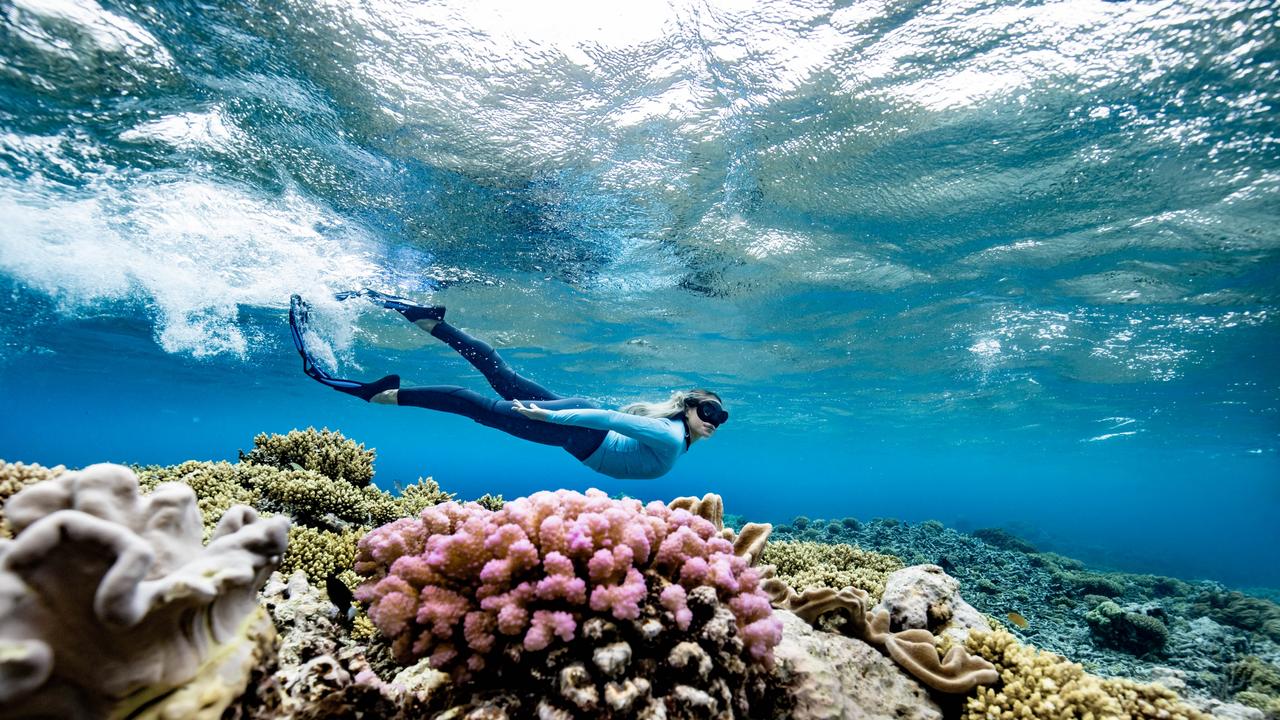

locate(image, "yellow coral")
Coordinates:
761 541 904 601
963 628 1211 720
239 427 376 487
0 460 66 538
250 466 369 526
280 525 363 584
394 477 455 519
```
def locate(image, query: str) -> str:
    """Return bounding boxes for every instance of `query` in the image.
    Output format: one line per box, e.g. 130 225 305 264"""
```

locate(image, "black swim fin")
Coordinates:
335 288 446 323
289 294 401 401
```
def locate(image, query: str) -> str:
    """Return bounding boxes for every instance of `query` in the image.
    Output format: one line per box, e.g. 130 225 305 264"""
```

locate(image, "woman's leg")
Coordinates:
393 388 606 460
429 321 561 402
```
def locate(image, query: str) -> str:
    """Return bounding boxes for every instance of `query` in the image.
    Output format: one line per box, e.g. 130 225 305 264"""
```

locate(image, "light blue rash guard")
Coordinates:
543 408 688 479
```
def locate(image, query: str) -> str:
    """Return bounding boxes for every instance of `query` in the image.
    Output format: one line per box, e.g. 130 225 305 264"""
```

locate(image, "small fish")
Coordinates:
1006 611 1029 629
326 572 355 621
289 462 305 472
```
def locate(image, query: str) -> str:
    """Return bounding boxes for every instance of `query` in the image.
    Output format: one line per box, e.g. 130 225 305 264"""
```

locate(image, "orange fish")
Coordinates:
1007 611 1029 629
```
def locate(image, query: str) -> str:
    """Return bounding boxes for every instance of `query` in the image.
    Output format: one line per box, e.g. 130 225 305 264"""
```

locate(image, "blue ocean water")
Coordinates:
0 0 1276 590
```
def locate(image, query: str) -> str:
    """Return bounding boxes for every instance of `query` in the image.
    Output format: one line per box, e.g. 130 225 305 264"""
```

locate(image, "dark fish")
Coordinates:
936 556 956 573
326 572 354 619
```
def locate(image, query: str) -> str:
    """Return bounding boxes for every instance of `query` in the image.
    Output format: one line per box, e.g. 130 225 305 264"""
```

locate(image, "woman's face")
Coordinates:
684 402 720 441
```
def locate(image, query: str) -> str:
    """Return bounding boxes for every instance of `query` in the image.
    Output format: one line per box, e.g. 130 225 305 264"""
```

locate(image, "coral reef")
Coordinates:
873 564 992 645
971 527 1038 554
133 432 455 585
280 525 363 585
239 427 376 487
771 511 1280 710
759 540 903 600
1086 600 1171 656
1193 590 1280 643
0 463 288 719
1221 655 1280 717
0 461 65 539
964 627 1212 720
770 609 943 720
355 489 782 673
229 571 447 720
353 489 786 717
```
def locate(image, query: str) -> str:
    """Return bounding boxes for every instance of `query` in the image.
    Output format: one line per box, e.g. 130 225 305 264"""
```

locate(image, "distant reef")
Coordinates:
1 430 1276 719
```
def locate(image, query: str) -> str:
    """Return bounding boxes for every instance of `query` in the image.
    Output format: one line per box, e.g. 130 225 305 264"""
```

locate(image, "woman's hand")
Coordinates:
512 399 551 421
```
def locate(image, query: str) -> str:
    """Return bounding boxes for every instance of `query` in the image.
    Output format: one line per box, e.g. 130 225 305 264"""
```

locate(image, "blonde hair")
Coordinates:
620 389 723 419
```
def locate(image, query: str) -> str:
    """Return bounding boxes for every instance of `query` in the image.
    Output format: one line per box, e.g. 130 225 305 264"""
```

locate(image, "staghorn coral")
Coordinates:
760 540 903 601
0 463 288 720
963 627 1212 720
0 461 65 539
239 427 376 487
354 489 783 684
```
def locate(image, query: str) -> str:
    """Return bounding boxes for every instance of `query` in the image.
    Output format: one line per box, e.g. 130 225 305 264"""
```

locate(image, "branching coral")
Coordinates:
132 433 457 587
760 540 903 601
280 526 363 585
353 489 783 683
963 627 1211 720
0 461 65 539
239 427 376 487
0 463 289 719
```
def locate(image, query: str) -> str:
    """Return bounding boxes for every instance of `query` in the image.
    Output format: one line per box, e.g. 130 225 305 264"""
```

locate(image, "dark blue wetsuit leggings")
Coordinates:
395 322 608 461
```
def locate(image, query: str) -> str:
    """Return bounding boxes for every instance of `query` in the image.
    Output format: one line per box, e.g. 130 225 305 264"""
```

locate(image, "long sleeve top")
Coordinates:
542 408 687 479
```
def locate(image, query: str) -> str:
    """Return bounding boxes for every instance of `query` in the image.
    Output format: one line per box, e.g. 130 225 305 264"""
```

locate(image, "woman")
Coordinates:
289 291 727 480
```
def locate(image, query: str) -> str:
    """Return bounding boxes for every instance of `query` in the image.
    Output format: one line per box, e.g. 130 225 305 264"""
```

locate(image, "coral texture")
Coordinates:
229 572 447 720
874 563 992 645
770 568 999 693
760 540 903 600
1085 600 1170 656
0 461 65 539
0 463 288 720
354 489 783 682
239 427 376 487
134 434 454 585
431 583 785 719
964 627 1212 720
771 609 943 720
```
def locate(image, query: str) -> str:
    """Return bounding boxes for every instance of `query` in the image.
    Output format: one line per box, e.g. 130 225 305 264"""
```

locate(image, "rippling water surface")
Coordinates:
1 0 1277 586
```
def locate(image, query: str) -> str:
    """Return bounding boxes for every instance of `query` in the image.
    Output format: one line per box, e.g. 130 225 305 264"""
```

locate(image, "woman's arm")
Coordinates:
517 402 678 447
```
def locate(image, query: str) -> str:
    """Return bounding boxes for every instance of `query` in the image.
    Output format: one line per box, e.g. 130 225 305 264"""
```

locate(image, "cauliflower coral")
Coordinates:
354 489 782 679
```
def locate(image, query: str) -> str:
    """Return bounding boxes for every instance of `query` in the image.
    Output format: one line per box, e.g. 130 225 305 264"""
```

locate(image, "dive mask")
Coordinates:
693 399 729 427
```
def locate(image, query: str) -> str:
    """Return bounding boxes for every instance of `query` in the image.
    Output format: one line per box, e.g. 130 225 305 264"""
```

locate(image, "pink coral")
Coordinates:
354 489 781 679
